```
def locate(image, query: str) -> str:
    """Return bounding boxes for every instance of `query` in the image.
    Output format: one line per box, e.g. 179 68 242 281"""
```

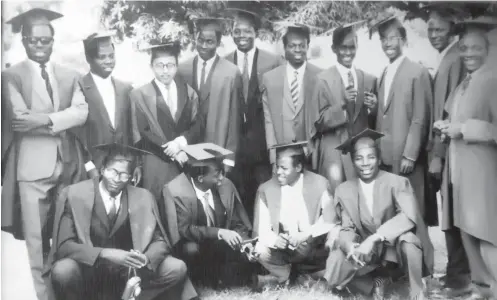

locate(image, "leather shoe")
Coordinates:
442 283 473 298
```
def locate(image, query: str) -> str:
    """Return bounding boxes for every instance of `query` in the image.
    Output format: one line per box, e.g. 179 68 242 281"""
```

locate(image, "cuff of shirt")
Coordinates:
173 136 188 149
85 161 96 172
403 156 416 162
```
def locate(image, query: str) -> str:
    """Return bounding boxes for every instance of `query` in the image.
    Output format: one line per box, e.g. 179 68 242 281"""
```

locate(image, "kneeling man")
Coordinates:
162 143 254 287
253 141 338 285
324 129 434 300
46 143 197 300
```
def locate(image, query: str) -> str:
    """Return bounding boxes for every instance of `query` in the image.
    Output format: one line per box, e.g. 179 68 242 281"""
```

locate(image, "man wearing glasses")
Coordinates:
368 16 432 220
46 143 198 300
2 8 88 300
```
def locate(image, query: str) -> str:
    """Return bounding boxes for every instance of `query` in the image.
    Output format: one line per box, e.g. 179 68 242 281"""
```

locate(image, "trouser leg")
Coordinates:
19 161 63 300
256 246 292 282
460 230 494 296
51 258 84 300
444 227 471 287
399 241 424 298
479 240 497 298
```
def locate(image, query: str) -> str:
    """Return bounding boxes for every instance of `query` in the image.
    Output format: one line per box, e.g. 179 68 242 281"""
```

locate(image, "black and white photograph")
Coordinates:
1 1 496 299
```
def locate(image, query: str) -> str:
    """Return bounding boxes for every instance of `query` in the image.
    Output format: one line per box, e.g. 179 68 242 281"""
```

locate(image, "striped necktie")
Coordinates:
202 192 216 227
108 196 118 225
347 70 355 89
291 70 299 109
200 61 207 91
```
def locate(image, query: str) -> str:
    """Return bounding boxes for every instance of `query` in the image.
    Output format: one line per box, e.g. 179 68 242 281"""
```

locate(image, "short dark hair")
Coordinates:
379 24 407 40
101 152 136 174
283 29 311 48
197 27 222 45
185 160 223 180
150 48 179 65
285 154 306 173
21 23 55 37
332 27 357 48
84 41 115 62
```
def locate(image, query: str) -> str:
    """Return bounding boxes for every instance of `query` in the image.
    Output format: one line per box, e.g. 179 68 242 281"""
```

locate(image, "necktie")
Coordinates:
291 70 299 109
165 85 176 118
461 74 471 94
200 61 207 91
242 53 250 102
40 64 54 104
108 196 118 225
346 70 356 116
202 192 216 227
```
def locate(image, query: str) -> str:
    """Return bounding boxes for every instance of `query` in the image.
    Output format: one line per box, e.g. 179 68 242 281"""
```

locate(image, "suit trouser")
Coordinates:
256 241 328 283
460 230 497 297
18 160 63 300
51 256 197 300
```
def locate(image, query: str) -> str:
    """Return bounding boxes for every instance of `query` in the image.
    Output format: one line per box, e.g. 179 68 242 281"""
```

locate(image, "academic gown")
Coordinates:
375 58 432 218
177 55 243 160
130 76 203 202
308 66 376 191
44 178 198 300
77 73 134 169
324 171 434 288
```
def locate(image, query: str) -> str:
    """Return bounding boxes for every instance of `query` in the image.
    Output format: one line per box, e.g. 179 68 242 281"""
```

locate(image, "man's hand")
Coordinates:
99 249 145 269
400 157 415 175
288 232 310 249
130 249 148 268
174 151 189 166
433 120 449 131
344 87 358 103
218 229 243 250
12 113 51 132
87 168 100 179
364 91 377 110
428 157 443 181
354 236 379 263
162 141 181 157
132 166 142 187
274 234 289 250
439 122 463 140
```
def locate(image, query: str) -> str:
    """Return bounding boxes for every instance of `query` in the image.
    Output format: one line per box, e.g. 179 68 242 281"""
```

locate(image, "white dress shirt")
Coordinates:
336 63 358 91
286 62 307 89
433 39 459 75
358 179 375 216
191 179 215 211
154 78 177 118
91 72 116 127
236 47 256 79
196 55 218 88
99 181 122 214
383 55 406 106
28 59 55 86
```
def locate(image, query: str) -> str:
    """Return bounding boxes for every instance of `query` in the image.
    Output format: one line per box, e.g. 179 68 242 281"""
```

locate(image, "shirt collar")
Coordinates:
90 72 113 84
388 55 406 69
191 178 211 200
284 173 304 189
99 181 123 201
28 59 52 71
154 78 176 91
199 54 218 67
336 62 355 76
286 61 307 76
236 47 256 61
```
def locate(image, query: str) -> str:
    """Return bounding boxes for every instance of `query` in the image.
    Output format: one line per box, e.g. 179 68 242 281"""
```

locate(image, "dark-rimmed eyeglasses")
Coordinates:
104 168 131 181
22 36 54 46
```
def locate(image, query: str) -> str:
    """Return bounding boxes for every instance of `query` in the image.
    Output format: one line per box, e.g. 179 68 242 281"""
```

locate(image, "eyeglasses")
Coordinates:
23 36 54 45
104 168 131 181
380 36 402 44
153 62 177 70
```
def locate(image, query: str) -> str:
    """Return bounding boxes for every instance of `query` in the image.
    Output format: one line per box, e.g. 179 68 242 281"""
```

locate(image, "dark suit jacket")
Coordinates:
225 48 283 165
78 73 133 168
162 173 252 245
261 62 321 162
44 178 169 274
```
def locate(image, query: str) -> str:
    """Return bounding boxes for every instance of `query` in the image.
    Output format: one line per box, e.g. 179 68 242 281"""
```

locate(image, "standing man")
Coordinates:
370 16 432 217
423 5 470 292
46 143 198 300
162 143 254 288
253 141 337 286
224 8 283 218
261 24 321 166
78 32 138 181
434 20 497 299
308 21 377 193
178 18 243 170
2 8 88 300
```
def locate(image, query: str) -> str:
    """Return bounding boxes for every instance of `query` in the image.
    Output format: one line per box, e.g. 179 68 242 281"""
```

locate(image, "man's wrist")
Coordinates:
371 233 385 243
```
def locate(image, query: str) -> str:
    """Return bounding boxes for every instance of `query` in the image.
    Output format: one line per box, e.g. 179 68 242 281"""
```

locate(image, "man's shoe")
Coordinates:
442 283 473 298
372 276 393 300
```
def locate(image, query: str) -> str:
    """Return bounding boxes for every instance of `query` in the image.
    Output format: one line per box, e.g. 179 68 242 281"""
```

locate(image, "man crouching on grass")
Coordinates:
323 129 434 300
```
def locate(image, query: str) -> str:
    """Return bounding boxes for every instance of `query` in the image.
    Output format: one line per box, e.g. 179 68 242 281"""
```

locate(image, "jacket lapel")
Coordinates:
93 184 111 233
109 189 129 237
69 178 99 245
128 186 158 252
113 78 125 130
282 67 296 114
152 80 177 128
384 59 407 113
342 179 363 231
174 76 187 121
139 82 168 140
82 73 114 129
30 62 54 110
295 64 313 115
353 69 366 122
50 64 61 111
248 48 260 98
266 179 282 233
372 171 389 227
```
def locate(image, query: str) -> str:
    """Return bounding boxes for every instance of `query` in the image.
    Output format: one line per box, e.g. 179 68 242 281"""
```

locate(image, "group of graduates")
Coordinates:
1 3 497 300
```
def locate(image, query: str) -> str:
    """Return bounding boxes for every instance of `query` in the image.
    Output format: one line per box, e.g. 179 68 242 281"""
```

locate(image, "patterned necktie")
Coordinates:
200 61 207 91
108 196 118 225
346 70 356 116
291 70 299 109
202 192 216 227
242 53 250 102
461 74 471 94
347 70 355 89
40 64 54 104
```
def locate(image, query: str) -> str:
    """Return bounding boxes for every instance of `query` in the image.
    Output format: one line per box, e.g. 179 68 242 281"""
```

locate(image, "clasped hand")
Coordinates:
433 120 463 140
347 236 377 265
218 229 243 250
274 232 309 250
12 113 50 132
100 249 148 269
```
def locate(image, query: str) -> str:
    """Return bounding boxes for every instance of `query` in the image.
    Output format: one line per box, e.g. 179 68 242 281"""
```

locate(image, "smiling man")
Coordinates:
369 17 432 220
261 24 321 167
253 141 337 287
2 8 88 300
323 129 434 300
178 18 243 171
308 21 377 194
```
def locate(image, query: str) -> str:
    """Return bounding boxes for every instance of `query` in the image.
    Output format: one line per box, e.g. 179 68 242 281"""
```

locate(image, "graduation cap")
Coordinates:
421 3 466 23
453 16 497 37
369 15 404 39
189 17 232 36
336 129 384 154
183 143 234 167
93 143 153 163
139 40 181 58
83 31 116 56
225 8 261 30
6 8 63 34
270 140 308 158
332 20 366 46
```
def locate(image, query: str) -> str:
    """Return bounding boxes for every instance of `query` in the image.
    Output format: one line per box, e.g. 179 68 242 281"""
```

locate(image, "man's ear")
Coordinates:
296 163 303 173
198 175 204 183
